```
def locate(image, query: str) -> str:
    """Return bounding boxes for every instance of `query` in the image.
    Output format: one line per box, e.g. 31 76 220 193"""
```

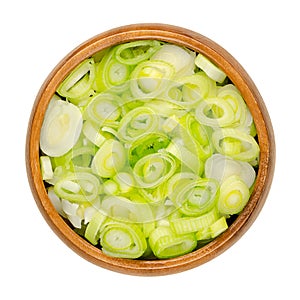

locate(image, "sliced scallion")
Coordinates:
57 58 95 98
40 96 83 157
195 53 226 83
91 139 126 178
130 60 175 99
218 175 250 215
170 178 219 217
118 107 159 142
212 128 260 162
100 220 147 258
40 39 260 260
115 40 161 65
133 152 177 189
149 226 197 259
54 171 101 203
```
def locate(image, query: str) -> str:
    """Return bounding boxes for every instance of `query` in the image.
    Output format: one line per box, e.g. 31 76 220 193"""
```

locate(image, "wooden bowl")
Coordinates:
26 23 275 276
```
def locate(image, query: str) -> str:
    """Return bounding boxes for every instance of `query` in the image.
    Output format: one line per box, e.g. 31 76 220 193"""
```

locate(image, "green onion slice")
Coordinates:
205 154 256 188
217 84 247 126
128 133 171 167
115 40 161 65
144 99 187 118
54 171 101 203
91 139 126 178
113 172 135 194
40 96 83 157
149 226 197 259
167 172 200 196
82 120 112 147
48 186 65 217
52 145 97 171
170 208 219 235
67 89 96 107
150 43 195 78
195 53 226 83
100 195 154 223
100 220 147 258
57 58 95 98
179 114 213 161
165 138 204 175
212 128 260 162
130 60 175 99
118 106 159 142
209 216 228 238
170 178 219 216
84 92 121 125
133 152 177 189
218 175 250 215
178 72 216 107
40 156 54 181
94 47 131 93
195 97 236 128
84 211 107 245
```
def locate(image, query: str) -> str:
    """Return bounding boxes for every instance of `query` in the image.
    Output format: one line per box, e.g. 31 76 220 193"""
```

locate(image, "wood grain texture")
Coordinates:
26 23 275 276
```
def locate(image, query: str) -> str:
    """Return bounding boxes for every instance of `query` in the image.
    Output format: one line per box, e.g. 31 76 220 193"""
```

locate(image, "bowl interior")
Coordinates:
26 23 275 276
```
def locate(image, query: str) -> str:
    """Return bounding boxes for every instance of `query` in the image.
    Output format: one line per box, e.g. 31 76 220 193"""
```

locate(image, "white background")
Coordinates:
1 0 299 299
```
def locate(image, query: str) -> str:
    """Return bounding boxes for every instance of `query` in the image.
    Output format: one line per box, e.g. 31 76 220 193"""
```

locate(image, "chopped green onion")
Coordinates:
167 172 200 196
100 195 153 223
61 199 85 228
118 107 159 142
48 187 66 217
94 47 131 93
85 211 107 245
84 92 121 125
170 209 219 234
212 128 260 162
151 44 195 78
162 115 180 133
209 216 228 238
165 138 204 175
52 145 97 171
113 172 135 194
133 152 177 188
40 39 260 260
40 156 53 180
67 89 96 107
195 97 235 127
115 40 161 65
144 99 187 118
149 226 197 259
54 171 101 203
178 72 217 106
57 58 95 98
130 60 175 99
169 178 219 217
195 53 226 83
217 84 247 126
40 96 83 157
218 175 250 215
82 120 111 147
205 154 256 188
179 114 213 161
103 179 119 195
91 139 126 178
100 220 147 258
128 133 170 167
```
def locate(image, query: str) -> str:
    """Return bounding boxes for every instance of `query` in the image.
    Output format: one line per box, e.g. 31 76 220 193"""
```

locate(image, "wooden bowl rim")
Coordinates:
26 23 275 276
